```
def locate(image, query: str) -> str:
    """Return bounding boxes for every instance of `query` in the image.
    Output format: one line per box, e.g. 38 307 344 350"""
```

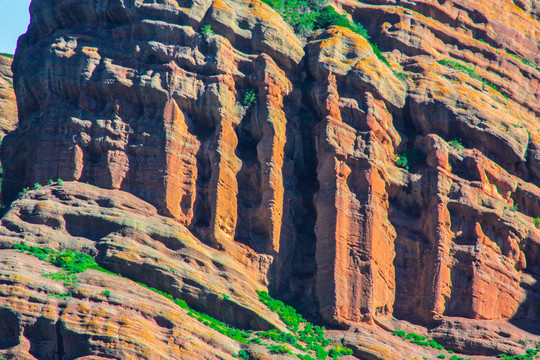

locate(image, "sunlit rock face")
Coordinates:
1 0 540 358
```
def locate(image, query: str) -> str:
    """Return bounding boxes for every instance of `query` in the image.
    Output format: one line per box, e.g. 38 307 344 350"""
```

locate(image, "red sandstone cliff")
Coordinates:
0 0 539 359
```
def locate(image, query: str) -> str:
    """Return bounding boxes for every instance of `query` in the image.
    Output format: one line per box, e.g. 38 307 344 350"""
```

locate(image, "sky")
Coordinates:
0 0 32 55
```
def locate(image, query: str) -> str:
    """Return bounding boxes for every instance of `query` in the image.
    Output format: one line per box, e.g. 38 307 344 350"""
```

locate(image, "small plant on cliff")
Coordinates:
328 344 353 358
297 355 317 360
42 272 79 286
396 154 409 170
448 139 464 151
200 25 215 40
33 182 42 190
47 291 72 300
234 349 250 359
268 344 292 354
395 149 424 171
392 331 445 350
533 218 540 229
242 89 258 106
57 178 64 185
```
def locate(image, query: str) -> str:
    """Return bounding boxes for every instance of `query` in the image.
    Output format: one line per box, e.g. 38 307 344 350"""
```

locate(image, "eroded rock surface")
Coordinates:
1 0 540 358
0 54 17 139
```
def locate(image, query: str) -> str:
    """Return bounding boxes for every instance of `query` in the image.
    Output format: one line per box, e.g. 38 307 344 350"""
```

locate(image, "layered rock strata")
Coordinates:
1 0 540 357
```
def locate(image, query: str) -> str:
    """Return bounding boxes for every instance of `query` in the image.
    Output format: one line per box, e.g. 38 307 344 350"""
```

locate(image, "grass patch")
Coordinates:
392 330 445 350
42 272 79 286
505 51 540 72
0 53 14 59
497 345 540 360
257 290 305 332
438 59 507 99
48 291 72 300
14 243 103 274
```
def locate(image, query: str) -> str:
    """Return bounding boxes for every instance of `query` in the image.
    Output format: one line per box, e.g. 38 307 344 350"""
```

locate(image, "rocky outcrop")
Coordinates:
0 182 287 359
1 0 540 358
0 54 17 139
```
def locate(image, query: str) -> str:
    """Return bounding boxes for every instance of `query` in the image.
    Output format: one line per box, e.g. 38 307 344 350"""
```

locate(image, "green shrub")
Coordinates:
47 179 54 185
297 354 317 360
268 344 292 354
533 218 540 229
448 139 464 151
438 355 446 359
0 53 14 59
57 178 64 185
393 331 445 351
242 89 257 106
33 182 42 190
102 290 111 297
314 6 364 36
235 349 250 359
396 154 408 170
329 344 353 358
200 25 215 38
42 272 79 286
395 149 424 170
48 291 72 300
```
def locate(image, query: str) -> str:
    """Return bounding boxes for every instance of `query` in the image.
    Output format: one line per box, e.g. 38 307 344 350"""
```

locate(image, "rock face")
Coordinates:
0 182 284 360
1 0 540 358
0 54 17 139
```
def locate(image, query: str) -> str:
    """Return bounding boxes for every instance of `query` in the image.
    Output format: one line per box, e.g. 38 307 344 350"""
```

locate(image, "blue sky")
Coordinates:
0 0 32 54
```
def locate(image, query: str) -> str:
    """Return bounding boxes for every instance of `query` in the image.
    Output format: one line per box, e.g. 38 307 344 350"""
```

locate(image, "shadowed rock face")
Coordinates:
1 0 540 358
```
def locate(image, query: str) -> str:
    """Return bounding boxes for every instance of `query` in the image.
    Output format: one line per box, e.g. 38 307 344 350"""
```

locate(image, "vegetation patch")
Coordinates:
14 243 103 274
497 345 540 360
392 330 445 350
448 138 464 151
13 243 352 359
438 59 507 98
395 148 424 171
42 272 79 286
200 24 215 40
242 89 258 106
0 53 14 59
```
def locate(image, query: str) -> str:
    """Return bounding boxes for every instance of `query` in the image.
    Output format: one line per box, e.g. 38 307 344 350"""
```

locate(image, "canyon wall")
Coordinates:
1 0 540 357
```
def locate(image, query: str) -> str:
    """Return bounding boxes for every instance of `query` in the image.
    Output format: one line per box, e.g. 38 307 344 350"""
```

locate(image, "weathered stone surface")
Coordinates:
0 55 17 139
1 0 540 358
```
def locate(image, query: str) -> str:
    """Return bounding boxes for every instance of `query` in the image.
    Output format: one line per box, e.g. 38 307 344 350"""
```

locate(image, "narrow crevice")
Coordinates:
275 56 322 321
56 320 65 360
187 109 215 246
233 79 268 253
